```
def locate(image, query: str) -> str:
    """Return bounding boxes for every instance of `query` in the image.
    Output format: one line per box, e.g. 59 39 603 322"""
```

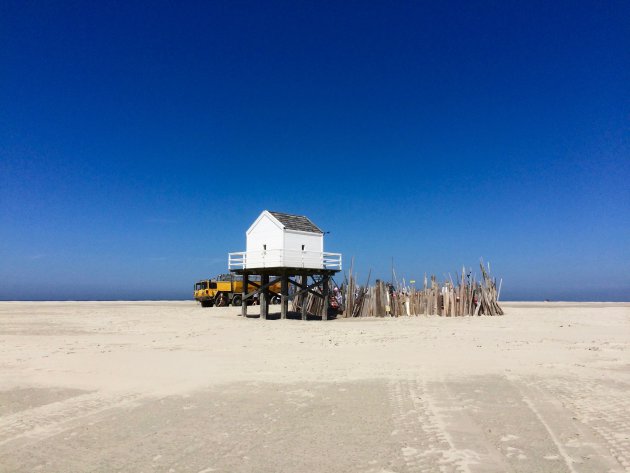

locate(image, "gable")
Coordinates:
246 211 284 235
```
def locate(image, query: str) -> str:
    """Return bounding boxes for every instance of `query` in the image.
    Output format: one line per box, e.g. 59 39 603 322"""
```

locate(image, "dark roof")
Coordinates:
269 211 323 234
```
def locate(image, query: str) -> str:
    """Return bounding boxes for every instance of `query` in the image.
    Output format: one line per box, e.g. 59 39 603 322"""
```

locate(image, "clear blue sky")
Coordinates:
1 1 628 301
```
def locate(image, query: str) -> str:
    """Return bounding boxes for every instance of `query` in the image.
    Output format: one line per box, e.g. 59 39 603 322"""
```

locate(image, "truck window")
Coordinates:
209 282 217 289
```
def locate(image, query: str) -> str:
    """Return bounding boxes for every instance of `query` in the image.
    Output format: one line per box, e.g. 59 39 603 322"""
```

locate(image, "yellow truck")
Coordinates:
194 274 281 308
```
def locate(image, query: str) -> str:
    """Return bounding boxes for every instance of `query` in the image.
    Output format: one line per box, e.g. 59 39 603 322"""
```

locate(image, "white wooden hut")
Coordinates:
229 210 341 270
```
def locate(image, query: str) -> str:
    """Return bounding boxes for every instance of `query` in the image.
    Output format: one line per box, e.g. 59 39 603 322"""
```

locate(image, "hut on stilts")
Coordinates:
228 210 342 320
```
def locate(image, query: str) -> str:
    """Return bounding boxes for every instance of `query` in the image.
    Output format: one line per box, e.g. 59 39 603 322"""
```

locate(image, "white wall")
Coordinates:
283 230 323 268
246 213 284 267
284 229 323 252
246 213 283 251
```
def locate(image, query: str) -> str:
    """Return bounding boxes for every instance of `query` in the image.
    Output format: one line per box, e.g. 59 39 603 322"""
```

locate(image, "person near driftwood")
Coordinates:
333 286 343 310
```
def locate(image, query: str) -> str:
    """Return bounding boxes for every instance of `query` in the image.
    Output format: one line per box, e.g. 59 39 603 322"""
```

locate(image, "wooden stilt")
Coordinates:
301 274 308 320
260 274 269 320
281 275 288 320
241 273 248 317
322 275 329 320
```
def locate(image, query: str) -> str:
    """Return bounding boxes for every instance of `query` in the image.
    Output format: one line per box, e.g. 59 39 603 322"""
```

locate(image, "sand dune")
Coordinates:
1 301 629 472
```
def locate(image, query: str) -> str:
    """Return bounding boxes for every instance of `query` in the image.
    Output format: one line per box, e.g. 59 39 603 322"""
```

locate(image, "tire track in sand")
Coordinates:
388 378 478 473
0 391 142 447
390 375 625 473
527 377 630 472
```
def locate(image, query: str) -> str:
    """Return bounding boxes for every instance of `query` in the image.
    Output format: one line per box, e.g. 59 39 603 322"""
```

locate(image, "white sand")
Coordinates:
1 301 629 472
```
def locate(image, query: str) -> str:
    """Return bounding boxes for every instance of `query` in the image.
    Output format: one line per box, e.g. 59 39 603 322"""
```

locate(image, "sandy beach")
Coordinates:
1 301 629 472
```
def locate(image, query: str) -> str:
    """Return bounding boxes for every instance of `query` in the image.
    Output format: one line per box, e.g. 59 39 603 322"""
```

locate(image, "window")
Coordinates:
301 245 305 251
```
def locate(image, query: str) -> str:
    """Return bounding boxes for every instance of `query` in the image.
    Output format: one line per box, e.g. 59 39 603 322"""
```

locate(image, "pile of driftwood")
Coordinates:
342 261 503 317
293 261 503 318
292 288 330 317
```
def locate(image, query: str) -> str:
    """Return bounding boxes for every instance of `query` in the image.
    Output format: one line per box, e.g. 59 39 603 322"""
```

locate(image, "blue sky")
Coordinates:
1 1 628 301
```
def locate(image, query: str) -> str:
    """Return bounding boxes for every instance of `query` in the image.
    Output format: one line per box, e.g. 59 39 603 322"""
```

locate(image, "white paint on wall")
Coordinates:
283 230 323 268
246 213 283 250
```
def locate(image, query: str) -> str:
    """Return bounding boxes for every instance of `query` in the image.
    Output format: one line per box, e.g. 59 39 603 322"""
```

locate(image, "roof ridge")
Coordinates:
269 210 306 216
267 211 323 234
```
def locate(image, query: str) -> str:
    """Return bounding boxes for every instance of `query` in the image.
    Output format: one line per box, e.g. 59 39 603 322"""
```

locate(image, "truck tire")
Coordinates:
270 295 281 305
200 300 213 308
232 294 242 306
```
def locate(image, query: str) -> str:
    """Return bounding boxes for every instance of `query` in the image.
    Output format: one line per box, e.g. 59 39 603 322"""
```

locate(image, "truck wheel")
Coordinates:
232 294 242 306
200 300 212 308
270 295 281 304
215 293 227 307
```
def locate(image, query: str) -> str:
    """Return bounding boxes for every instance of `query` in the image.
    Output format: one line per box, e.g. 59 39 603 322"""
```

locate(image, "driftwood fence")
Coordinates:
294 261 503 318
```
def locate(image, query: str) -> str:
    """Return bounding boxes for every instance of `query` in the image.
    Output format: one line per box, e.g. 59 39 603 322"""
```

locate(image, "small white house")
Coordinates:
228 211 341 270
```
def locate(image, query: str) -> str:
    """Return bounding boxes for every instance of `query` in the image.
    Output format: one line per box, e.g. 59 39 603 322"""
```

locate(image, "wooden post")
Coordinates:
301 274 308 320
280 275 288 320
322 274 329 320
241 273 248 317
260 274 269 320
